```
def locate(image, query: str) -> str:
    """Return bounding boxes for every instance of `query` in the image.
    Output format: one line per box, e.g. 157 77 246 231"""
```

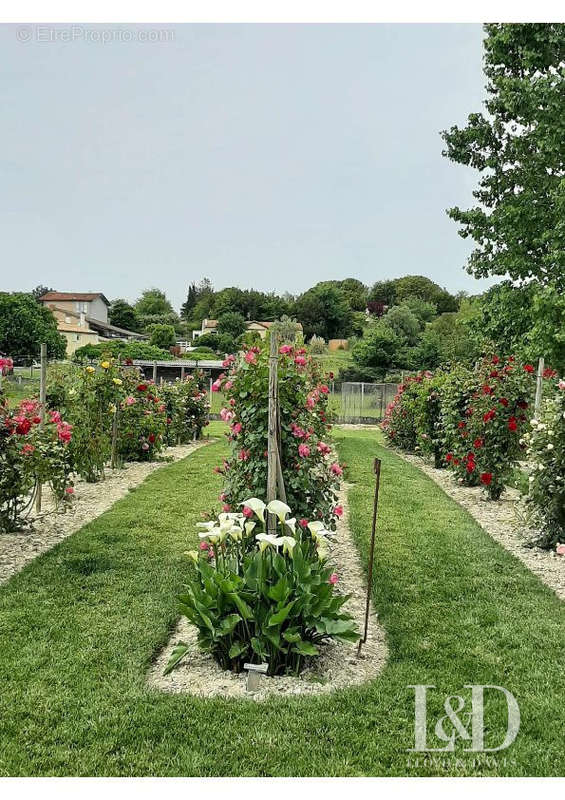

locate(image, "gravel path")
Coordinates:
0 440 211 585
148 483 388 699
396 450 565 601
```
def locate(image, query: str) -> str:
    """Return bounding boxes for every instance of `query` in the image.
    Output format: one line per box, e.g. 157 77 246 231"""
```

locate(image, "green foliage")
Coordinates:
349 321 401 381
0 292 66 360
0 395 73 531
524 383 565 548
149 324 176 350
382 305 422 346
270 315 303 344
109 299 140 332
160 375 209 445
308 335 326 355
214 344 342 526
135 288 175 317
294 285 353 341
72 341 173 363
217 312 246 339
384 356 545 500
173 500 357 676
442 23 565 287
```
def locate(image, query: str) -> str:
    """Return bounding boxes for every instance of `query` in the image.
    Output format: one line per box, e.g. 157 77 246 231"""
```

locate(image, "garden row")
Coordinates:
0 358 209 532
167 341 358 678
382 355 565 549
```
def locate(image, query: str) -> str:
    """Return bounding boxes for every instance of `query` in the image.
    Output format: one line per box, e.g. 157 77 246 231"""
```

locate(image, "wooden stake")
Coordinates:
534 357 545 414
35 343 47 513
152 361 157 383
267 332 279 532
358 458 381 656
110 405 119 469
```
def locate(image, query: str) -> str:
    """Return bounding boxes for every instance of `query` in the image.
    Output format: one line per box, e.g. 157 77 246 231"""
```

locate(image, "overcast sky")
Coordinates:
0 23 493 310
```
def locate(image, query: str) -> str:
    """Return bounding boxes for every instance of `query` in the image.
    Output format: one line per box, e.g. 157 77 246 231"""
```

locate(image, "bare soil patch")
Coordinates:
148 483 388 700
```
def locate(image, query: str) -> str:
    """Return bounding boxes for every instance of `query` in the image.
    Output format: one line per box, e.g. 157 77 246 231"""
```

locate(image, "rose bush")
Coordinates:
212 344 342 528
168 497 357 677
160 373 209 446
0 395 73 532
524 379 565 549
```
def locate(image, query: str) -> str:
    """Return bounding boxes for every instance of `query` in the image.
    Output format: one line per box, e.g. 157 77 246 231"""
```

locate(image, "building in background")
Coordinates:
39 292 146 355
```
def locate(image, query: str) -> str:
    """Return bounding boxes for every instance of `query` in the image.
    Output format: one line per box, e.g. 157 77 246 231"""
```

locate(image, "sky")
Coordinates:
0 23 494 310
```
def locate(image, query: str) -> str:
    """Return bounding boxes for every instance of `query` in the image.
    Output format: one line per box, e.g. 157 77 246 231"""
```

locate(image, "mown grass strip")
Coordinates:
0 428 562 776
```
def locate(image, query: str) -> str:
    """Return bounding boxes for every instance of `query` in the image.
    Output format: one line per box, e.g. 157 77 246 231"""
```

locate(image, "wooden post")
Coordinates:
534 357 545 414
30 363 34 379
110 406 119 469
181 366 185 381
35 344 47 513
152 361 157 383
267 332 279 532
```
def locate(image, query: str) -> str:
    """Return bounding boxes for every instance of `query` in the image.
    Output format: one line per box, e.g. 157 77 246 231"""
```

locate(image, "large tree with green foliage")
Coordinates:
0 292 66 359
442 23 565 287
217 312 246 339
293 284 353 341
109 299 140 331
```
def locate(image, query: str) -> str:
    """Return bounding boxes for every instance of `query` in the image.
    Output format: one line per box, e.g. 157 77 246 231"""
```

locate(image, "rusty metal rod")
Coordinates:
358 457 381 655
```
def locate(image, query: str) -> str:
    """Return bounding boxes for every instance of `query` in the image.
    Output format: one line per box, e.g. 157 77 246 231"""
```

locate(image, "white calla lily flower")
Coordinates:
241 497 266 522
255 532 283 551
196 521 217 531
284 517 297 534
307 520 325 535
244 520 257 536
279 535 297 556
266 499 291 524
199 528 222 544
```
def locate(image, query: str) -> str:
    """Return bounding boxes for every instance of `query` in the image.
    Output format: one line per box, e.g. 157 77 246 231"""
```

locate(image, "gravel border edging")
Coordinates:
394 449 565 601
0 440 212 585
147 483 388 700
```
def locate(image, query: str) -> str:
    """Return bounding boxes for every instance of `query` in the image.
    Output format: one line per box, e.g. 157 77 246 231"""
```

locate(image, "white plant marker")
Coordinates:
243 662 268 693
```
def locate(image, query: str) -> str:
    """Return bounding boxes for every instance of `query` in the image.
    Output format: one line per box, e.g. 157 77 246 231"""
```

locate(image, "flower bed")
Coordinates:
383 356 561 505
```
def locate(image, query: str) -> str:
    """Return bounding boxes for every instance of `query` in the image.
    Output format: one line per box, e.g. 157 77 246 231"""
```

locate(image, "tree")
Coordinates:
442 23 565 288
217 312 246 339
109 299 140 331
294 285 353 340
382 305 422 345
368 280 397 307
315 279 368 312
402 296 438 324
31 285 55 302
393 275 458 312
135 289 175 317
149 324 176 350
0 292 66 359
348 322 401 380
180 278 213 319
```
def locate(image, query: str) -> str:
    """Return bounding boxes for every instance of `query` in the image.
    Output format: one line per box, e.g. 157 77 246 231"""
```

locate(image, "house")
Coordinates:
39 292 146 355
192 318 302 342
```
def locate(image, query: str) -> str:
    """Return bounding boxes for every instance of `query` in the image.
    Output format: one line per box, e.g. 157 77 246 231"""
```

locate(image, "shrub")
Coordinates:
170 498 357 676
160 375 209 445
524 379 565 548
72 341 173 363
115 378 167 463
0 395 73 532
413 371 447 468
213 344 342 527
443 356 535 500
149 324 176 349
381 374 425 451
308 335 327 354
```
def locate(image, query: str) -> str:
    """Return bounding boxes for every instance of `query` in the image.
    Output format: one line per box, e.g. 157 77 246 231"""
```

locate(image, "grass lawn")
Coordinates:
0 428 563 776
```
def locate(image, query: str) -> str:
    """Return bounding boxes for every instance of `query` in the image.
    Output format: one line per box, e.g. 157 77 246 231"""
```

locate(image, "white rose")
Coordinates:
547 443 554 450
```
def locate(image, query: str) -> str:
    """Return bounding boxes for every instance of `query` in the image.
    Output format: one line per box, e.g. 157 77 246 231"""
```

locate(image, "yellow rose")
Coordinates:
100 361 110 369
86 366 95 374
109 403 117 414
113 378 123 385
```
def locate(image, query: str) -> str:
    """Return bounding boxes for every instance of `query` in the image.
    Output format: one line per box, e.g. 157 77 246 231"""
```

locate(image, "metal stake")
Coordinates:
358 457 381 656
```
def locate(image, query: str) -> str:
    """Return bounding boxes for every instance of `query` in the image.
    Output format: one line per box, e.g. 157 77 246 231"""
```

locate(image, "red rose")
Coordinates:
543 367 557 379
148 433 156 443
137 384 147 392
482 385 493 395
483 410 496 423
508 417 518 432
523 364 534 373
473 438 484 449
480 472 493 486
16 418 31 435
453 458 460 466
517 400 529 409
458 421 466 429
446 453 453 462
491 356 500 365
498 397 509 407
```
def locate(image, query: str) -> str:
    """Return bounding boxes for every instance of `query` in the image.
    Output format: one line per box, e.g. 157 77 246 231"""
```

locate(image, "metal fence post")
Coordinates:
534 357 545 414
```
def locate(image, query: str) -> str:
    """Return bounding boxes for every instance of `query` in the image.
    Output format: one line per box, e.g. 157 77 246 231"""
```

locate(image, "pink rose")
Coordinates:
556 543 565 556
299 518 309 528
328 573 339 585
65 487 74 495
330 463 343 476
298 443 310 458
294 356 307 367
279 345 293 355
242 506 254 518
231 422 242 435
334 505 343 518
244 351 257 365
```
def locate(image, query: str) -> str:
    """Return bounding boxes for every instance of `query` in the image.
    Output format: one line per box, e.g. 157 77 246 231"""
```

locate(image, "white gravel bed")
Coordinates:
148 483 388 700
0 440 210 585
396 450 565 601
